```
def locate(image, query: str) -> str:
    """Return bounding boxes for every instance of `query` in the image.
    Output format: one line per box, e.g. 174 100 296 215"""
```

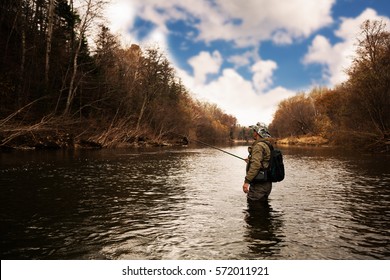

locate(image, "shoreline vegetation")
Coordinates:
1 1 389 154
0 111 385 152
0 117 332 152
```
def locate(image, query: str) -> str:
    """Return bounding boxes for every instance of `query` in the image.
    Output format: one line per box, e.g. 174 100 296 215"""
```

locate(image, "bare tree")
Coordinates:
45 0 55 89
346 20 390 139
63 0 107 116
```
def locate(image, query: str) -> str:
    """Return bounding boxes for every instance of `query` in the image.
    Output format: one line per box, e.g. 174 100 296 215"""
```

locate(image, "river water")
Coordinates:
0 145 389 260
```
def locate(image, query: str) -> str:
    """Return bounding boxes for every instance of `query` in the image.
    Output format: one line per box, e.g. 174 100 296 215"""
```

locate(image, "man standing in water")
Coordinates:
243 122 272 206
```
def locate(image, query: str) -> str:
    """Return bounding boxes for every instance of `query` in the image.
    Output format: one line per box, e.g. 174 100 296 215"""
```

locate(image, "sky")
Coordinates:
101 0 390 126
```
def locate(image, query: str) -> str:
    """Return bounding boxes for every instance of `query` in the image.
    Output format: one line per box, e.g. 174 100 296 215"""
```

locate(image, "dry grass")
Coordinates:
277 136 330 146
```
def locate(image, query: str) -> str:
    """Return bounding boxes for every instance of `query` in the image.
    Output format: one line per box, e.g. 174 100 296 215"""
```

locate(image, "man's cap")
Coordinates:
249 122 272 138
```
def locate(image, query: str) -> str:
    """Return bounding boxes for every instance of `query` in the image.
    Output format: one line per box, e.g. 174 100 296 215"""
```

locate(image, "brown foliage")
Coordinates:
270 20 390 152
270 93 317 138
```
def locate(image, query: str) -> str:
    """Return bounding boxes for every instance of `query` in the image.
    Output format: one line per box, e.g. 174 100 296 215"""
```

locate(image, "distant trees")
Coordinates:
271 92 317 137
0 0 236 147
270 20 389 152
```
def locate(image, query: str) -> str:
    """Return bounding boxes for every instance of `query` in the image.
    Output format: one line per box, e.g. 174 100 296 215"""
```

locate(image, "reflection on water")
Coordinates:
0 146 389 259
244 202 284 258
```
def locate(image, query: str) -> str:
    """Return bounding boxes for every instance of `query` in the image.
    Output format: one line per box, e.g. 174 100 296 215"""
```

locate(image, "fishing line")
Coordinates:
172 132 246 161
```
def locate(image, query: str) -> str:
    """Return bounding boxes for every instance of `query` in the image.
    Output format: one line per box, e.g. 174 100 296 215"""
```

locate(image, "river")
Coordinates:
0 145 389 260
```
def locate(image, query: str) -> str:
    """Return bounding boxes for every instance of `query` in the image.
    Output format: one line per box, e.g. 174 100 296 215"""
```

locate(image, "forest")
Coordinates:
1 1 389 152
0 0 237 149
269 20 389 153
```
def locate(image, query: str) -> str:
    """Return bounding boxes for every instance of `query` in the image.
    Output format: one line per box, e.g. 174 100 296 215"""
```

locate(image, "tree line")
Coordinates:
0 0 237 148
269 20 389 153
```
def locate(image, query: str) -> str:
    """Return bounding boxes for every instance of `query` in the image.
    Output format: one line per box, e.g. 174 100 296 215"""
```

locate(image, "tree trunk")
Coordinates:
45 0 55 90
63 0 92 116
136 93 148 131
63 0 106 116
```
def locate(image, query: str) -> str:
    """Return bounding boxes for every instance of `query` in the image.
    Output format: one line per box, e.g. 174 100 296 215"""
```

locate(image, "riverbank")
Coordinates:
0 133 331 152
0 120 332 152
275 135 330 146
232 136 331 147
0 119 188 152
1 119 385 152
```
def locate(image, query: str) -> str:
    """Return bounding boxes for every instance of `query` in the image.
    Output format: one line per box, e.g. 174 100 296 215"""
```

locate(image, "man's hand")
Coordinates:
242 182 250 193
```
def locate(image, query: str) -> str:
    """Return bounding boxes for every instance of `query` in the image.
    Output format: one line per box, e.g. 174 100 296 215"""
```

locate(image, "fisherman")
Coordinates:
243 122 272 206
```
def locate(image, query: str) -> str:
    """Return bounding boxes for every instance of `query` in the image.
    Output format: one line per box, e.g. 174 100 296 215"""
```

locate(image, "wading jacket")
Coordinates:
245 139 271 184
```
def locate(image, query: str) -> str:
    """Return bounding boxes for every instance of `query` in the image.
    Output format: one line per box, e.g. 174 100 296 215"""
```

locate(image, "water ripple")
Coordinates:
1 147 389 259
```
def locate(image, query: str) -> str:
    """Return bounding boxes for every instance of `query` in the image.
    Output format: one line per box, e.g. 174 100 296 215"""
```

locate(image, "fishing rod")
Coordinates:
173 132 246 161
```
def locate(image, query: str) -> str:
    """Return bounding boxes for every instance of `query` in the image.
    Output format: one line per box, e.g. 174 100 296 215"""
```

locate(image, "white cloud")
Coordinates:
107 0 335 48
104 0 136 45
228 49 260 69
303 8 390 86
140 28 169 50
177 66 295 126
198 0 335 46
188 51 223 85
251 60 278 91
303 35 334 65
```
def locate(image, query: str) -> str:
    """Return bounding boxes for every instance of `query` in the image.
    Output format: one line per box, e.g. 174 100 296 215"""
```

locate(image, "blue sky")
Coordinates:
102 0 390 126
